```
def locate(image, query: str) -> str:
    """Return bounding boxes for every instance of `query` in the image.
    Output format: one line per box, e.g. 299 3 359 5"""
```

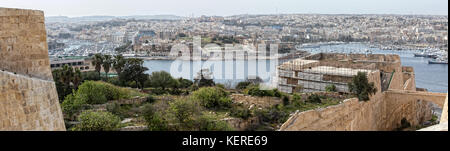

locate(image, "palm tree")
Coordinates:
73 68 82 89
113 54 126 76
61 65 74 87
92 54 104 77
102 55 113 79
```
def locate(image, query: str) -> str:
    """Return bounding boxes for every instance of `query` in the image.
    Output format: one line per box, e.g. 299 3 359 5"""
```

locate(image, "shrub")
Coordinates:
169 99 202 124
272 89 282 97
292 93 302 102
81 71 101 81
142 104 168 131
245 85 283 98
282 96 290 106
216 84 225 89
348 72 378 101
230 107 252 120
325 84 337 92
75 81 134 104
73 110 121 131
254 106 289 124
61 92 88 119
146 71 177 90
106 102 122 117
178 78 193 88
236 81 251 90
191 87 232 109
307 94 322 103
196 113 234 131
151 88 169 95
146 95 156 103
292 93 303 107
107 76 122 86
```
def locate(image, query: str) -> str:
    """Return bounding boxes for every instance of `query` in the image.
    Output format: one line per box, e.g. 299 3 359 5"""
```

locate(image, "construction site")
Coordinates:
278 53 409 94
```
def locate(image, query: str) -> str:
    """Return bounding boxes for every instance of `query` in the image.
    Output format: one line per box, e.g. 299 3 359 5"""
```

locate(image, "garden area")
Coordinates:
54 54 360 131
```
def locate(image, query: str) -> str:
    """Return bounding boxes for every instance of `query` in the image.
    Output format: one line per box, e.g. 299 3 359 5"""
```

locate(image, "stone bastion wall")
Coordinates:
279 70 447 131
0 8 65 131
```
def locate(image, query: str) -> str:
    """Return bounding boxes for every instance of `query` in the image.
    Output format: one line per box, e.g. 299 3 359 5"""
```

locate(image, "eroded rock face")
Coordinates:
0 8 65 131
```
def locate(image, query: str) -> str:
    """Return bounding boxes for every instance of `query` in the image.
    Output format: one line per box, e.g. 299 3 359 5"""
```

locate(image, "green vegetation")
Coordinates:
307 94 322 103
76 81 137 104
325 84 337 92
146 71 178 90
61 91 88 120
236 81 252 90
245 85 282 98
92 54 104 77
230 105 252 120
119 58 149 90
191 87 232 110
55 54 352 131
72 110 121 131
53 65 82 101
61 81 145 120
348 72 378 101
102 55 113 79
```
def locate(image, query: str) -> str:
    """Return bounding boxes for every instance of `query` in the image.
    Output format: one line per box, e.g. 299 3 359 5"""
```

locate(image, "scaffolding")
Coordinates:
278 57 376 93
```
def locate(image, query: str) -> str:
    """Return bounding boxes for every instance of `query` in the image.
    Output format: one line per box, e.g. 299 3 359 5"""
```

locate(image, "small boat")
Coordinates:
428 58 448 64
414 52 427 57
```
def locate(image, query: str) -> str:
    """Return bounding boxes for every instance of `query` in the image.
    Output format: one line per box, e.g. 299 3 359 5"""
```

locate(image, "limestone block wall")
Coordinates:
0 70 65 130
0 8 66 131
279 92 435 131
279 71 444 131
0 8 52 81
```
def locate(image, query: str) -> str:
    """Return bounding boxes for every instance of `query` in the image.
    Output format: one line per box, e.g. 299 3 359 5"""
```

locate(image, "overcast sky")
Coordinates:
0 0 448 17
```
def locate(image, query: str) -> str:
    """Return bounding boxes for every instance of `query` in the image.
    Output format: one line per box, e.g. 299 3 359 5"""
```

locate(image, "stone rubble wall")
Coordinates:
0 8 66 131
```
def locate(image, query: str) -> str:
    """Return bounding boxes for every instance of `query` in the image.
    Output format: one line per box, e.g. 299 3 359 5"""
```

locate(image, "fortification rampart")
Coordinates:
0 8 65 131
0 8 52 81
279 63 446 131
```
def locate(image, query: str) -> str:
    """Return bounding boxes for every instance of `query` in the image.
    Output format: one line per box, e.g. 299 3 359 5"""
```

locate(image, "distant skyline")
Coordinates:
0 0 448 17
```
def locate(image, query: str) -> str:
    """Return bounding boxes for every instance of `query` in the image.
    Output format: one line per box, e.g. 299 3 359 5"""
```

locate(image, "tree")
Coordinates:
73 68 82 90
348 72 378 101
73 110 121 131
92 54 104 77
119 58 149 90
52 65 75 101
102 55 113 79
147 71 177 90
113 54 126 76
177 78 194 89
